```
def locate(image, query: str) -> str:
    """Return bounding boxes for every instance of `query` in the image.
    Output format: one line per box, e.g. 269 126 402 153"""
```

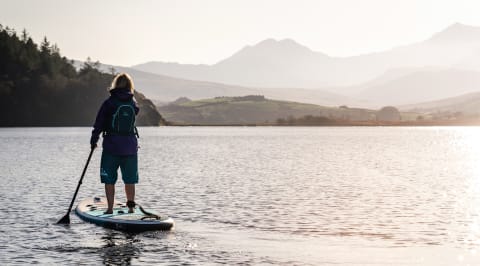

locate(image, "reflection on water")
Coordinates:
100 232 139 265
3 127 480 265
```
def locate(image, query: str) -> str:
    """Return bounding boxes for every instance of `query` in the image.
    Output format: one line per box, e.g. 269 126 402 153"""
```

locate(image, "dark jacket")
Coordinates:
90 88 140 155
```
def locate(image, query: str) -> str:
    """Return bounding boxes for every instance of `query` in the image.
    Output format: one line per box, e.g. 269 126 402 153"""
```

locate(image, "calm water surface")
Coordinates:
2 127 480 265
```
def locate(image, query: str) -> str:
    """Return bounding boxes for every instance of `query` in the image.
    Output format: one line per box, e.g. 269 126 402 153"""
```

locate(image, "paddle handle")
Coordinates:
65 147 95 214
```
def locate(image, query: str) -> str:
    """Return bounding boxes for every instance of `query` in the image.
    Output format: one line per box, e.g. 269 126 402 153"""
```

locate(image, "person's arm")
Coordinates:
90 100 109 149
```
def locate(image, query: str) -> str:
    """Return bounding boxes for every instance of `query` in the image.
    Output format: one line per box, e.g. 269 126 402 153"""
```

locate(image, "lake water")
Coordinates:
2 127 480 265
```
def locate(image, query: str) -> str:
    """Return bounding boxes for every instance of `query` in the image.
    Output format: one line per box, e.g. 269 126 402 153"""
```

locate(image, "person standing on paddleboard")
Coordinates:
90 73 140 214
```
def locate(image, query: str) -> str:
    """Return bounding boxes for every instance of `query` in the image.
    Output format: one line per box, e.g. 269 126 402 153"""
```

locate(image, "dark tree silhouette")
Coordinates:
0 25 164 126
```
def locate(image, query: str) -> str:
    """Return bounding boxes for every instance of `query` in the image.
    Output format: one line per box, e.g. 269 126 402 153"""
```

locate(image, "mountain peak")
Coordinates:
429 23 480 42
215 38 328 66
253 38 313 51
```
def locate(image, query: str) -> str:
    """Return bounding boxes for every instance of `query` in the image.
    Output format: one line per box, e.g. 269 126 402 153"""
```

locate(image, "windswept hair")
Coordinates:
109 73 134 92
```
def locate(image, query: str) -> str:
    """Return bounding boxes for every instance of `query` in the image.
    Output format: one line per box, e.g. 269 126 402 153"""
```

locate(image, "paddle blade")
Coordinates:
57 213 70 224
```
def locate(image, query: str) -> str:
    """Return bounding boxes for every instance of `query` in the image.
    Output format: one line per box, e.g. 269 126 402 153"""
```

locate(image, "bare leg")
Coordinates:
105 184 115 214
125 184 135 213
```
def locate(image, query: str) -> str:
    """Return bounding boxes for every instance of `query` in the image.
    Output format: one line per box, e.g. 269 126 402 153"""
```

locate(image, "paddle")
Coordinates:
57 147 95 224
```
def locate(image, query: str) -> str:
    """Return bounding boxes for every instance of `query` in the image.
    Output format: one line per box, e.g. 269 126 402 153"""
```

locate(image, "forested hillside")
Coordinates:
0 25 164 126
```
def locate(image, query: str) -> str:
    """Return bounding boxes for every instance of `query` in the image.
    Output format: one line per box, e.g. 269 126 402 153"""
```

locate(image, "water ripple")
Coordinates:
3 127 480 265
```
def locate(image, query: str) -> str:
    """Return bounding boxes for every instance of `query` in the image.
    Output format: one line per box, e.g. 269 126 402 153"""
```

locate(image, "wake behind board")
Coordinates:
75 197 174 232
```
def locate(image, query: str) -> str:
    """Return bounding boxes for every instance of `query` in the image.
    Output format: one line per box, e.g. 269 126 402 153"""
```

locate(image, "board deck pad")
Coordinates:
75 197 174 232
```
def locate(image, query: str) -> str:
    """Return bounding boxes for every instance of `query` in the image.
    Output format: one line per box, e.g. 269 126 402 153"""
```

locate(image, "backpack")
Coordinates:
107 98 139 137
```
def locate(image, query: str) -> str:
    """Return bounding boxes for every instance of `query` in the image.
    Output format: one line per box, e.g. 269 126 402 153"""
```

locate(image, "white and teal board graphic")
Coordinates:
75 197 174 232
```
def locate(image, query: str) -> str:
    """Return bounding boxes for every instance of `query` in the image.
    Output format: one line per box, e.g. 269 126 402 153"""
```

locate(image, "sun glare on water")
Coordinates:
450 127 480 247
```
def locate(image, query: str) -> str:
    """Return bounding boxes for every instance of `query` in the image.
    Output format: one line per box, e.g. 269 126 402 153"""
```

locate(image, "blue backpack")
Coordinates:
107 98 139 137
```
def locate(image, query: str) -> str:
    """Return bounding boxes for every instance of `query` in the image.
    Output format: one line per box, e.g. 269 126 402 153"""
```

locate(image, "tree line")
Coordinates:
0 25 163 126
276 115 336 126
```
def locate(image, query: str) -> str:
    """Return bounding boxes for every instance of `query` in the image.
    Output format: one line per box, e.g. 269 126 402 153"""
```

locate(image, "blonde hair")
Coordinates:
109 73 134 92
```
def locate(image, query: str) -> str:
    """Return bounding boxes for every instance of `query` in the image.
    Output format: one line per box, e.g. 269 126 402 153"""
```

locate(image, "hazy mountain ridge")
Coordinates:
134 38 335 88
429 23 480 43
94 58 480 109
400 91 480 115
87 23 480 109
132 23 480 90
84 61 364 108
354 68 480 106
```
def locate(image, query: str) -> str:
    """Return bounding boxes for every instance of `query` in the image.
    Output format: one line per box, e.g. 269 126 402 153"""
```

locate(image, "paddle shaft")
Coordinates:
63 148 95 217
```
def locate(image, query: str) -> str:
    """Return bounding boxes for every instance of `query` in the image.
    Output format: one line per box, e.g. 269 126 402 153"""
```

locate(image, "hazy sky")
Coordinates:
1 0 480 66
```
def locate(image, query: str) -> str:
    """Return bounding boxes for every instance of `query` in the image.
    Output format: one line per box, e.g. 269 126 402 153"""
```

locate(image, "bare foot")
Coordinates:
104 210 113 214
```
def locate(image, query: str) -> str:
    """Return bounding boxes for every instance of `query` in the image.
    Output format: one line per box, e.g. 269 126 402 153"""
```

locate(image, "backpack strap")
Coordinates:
134 126 140 138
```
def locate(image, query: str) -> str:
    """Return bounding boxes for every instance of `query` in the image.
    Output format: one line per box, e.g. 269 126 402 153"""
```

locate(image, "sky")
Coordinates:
1 0 480 66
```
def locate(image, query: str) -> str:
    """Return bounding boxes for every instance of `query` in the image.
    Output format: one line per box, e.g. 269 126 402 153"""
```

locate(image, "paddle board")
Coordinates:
75 197 174 232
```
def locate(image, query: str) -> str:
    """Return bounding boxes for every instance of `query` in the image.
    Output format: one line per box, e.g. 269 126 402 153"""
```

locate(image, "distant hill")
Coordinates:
0 26 163 126
132 23 480 90
94 60 480 109
400 91 480 116
78 61 364 108
353 68 480 106
159 95 390 125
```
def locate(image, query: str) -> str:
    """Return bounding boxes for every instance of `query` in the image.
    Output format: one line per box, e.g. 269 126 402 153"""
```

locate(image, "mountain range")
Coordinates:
84 62 361 107
125 23 480 108
400 91 480 115
132 23 480 87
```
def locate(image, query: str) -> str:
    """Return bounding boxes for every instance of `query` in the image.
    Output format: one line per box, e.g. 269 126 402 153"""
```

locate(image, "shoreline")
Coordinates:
3 119 480 127
167 118 480 127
